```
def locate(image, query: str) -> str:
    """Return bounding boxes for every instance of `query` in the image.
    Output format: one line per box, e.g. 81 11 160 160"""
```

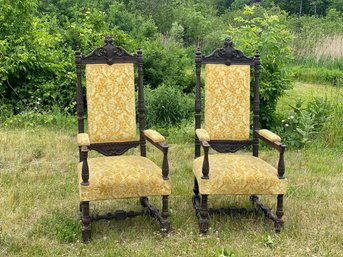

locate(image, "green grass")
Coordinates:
290 65 343 87
276 81 343 114
1 82 342 256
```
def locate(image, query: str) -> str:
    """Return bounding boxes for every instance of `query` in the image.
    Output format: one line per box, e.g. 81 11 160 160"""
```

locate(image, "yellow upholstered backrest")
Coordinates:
86 63 136 143
204 64 250 140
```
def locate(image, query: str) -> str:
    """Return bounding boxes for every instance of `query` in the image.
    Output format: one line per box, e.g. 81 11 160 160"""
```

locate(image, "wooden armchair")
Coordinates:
75 35 171 242
192 38 287 233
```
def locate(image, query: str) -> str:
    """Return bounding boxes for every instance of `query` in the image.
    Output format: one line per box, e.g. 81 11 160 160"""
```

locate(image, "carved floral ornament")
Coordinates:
83 35 135 65
204 37 253 65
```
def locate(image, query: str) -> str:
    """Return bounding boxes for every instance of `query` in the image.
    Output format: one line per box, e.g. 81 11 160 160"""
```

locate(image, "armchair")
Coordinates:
75 35 171 242
192 38 287 233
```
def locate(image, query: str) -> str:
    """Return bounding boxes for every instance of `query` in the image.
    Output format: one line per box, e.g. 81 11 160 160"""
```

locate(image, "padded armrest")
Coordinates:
257 129 281 143
144 129 165 143
196 129 210 142
77 133 90 146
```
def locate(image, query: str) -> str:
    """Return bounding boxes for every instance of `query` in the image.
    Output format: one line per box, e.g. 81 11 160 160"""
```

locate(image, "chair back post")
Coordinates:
137 49 146 157
194 48 202 158
252 50 260 157
75 46 84 134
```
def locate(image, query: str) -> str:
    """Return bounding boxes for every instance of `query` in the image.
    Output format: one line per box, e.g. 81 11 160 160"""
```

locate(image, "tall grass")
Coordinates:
290 34 343 85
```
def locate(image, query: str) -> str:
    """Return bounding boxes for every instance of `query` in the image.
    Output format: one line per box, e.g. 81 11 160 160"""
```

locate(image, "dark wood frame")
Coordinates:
75 35 170 242
193 37 286 233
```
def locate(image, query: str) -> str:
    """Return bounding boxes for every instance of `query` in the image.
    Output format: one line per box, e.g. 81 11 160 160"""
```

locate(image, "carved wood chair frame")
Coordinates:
75 35 170 242
193 38 286 233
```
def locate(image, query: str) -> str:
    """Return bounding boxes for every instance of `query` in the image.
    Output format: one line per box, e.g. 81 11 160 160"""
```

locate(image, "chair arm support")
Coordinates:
278 144 286 179
255 130 286 179
144 129 169 180
80 145 89 186
77 133 90 185
196 129 210 142
201 141 210 179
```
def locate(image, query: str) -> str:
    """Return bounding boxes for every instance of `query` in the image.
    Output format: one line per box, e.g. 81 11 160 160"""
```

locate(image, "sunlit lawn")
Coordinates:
0 82 342 256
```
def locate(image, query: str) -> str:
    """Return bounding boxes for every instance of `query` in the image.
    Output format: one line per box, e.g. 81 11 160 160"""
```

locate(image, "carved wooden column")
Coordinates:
137 49 146 157
195 48 202 158
253 50 260 157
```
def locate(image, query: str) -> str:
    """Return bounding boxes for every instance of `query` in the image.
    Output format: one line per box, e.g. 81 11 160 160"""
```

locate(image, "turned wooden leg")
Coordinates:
160 195 170 233
140 196 148 207
81 201 91 242
199 195 209 234
192 178 201 215
275 194 284 233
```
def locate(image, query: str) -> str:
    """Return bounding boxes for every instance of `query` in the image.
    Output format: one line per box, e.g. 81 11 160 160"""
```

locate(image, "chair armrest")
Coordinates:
144 129 165 143
196 129 210 142
257 129 281 142
256 129 283 151
77 133 90 146
143 129 169 180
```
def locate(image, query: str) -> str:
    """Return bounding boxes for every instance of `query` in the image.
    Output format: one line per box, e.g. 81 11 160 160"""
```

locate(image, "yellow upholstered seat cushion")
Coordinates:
193 154 287 195
78 156 171 201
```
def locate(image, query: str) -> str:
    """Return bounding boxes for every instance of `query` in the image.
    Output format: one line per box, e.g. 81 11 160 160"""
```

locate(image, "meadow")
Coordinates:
1 1 343 256
0 82 342 257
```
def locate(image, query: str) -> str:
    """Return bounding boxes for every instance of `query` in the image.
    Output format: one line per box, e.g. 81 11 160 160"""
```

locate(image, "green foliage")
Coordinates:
274 0 339 15
275 97 333 148
144 84 193 128
291 66 343 86
287 11 343 65
227 5 293 127
142 40 194 92
1 108 76 129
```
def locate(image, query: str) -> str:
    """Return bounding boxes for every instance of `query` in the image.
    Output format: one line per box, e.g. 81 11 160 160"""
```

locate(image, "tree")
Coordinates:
227 5 293 127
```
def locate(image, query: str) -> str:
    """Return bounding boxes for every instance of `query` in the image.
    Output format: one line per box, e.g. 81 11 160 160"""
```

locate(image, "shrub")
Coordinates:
144 84 193 128
227 5 293 128
274 97 333 148
142 40 194 93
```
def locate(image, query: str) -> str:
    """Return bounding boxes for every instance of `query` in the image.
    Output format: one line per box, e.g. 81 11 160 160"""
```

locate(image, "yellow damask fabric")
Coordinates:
86 64 136 143
193 154 287 195
144 129 165 143
78 155 171 201
258 129 282 142
77 133 90 146
205 64 250 140
196 129 210 141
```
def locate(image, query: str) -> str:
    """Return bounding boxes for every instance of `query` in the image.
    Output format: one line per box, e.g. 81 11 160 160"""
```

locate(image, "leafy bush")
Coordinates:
144 84 193 128
1 108 76 129
275 97 332 148
227 5 293 128
142 40 194 92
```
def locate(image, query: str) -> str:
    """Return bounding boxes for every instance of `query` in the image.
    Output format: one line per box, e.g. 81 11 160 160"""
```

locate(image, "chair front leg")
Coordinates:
160 195 170 233
81 201 91 242
275 194 284 232
199 195 209 234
